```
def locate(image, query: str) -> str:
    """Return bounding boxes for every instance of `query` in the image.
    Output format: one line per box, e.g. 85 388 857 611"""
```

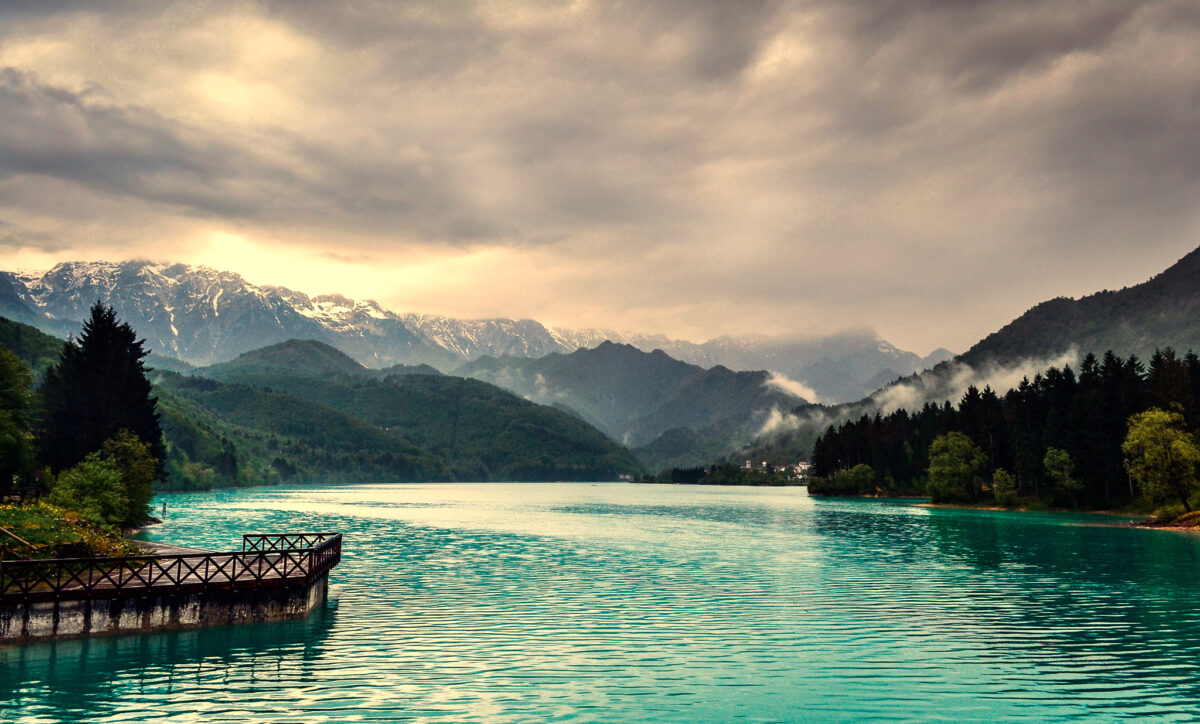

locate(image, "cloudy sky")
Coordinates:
1 1 1198 354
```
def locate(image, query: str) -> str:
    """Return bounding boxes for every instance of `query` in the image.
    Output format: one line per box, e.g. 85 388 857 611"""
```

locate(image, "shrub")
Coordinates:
0 501 139 558
992 468 1018 507
927 432 988 503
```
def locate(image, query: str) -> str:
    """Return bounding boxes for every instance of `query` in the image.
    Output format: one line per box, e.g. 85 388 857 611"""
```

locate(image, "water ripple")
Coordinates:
4 483 1200 722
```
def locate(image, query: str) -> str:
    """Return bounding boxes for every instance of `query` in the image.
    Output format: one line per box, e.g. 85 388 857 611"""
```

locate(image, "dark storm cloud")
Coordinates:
0 66 489 240
0 68 268 219
0 0 1198 350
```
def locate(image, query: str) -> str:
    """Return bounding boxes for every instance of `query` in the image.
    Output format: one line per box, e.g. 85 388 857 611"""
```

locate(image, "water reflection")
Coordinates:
0 602 337 721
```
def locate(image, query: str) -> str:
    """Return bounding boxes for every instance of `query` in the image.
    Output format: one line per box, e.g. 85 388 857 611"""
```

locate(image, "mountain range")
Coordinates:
0 260 950 403
739 244 1200 467
4 244 1200 481
457 341 812 469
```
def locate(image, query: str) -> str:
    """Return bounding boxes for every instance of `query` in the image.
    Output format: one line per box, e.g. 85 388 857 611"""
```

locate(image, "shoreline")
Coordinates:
916 500 1200 531
637 481 807 487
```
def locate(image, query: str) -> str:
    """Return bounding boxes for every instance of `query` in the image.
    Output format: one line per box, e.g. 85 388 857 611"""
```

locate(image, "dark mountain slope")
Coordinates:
0 316 63 376
203 339 368 379
197 362 643 481
459 342 704 438
456 341 807 468
155 376 450 486
961 246 1200 366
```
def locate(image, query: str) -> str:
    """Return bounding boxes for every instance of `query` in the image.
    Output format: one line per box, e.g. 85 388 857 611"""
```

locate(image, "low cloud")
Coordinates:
751 349 1084 445
765 372 820 403
869 348 1080 415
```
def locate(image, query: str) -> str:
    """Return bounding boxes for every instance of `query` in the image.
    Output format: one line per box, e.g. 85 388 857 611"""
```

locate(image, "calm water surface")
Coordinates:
4 483 1200 722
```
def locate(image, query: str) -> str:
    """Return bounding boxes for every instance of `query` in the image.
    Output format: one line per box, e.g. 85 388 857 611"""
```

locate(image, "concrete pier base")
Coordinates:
0 573 329 644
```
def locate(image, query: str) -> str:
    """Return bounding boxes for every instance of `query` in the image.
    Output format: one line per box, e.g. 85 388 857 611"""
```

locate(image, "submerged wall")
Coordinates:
0 574 329 644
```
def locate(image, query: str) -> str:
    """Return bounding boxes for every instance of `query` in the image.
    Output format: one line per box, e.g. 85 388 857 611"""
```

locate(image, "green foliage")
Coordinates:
1043 447 1081 506
927 432 988 503
992 468 1017 507
810 348 1200 509
37 303 165 477
0 316 64 378
0 344 37 494
48 455 128 528
183 365 642 482
98 430 157 527
43 430 159 529
813 463 878 496
0 501 139 559
1123 408 1200 513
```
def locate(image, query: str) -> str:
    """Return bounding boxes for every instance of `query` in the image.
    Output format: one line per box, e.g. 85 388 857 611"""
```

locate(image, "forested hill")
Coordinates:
0 320 643 488
0 316 62 376
190 339 643 482
728 246 1200 471
203 338 370 378
960 245 1200 367
456 341 809 469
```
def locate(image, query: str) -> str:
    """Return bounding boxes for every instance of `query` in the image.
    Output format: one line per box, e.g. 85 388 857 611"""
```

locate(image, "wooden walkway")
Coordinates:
1 533 342 604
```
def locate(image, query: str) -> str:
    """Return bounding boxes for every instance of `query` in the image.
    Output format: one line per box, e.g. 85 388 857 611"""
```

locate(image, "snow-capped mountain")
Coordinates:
1 261 432 366
0 260 951 401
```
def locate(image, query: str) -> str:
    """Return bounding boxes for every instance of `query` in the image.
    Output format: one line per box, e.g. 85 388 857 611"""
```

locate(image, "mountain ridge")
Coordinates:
456 341 812 469
960 245 1200 366
2 260 950 403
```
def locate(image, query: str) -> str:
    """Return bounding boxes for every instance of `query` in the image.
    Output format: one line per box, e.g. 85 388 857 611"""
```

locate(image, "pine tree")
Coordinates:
37 303 165 477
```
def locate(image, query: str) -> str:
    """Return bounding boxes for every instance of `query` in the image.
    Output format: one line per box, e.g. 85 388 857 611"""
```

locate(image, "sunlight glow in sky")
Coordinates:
2 1 1199 353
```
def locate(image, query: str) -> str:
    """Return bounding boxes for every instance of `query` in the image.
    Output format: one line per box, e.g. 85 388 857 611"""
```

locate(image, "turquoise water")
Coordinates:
4 483 1200 722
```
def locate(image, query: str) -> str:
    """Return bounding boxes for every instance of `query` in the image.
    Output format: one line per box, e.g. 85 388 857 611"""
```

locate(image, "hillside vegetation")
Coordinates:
0 318 643 490
961 246 1200 366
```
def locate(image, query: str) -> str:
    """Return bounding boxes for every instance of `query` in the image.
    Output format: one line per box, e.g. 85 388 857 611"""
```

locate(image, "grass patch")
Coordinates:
1170 511 1200 528
0 502 140 559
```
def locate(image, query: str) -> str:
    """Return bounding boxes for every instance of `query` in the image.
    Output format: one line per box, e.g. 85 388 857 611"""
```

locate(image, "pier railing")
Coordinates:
0 532 342 604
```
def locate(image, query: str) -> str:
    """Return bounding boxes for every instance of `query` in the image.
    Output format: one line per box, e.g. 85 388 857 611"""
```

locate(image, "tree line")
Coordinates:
810 349 1200 511
1 303 163 533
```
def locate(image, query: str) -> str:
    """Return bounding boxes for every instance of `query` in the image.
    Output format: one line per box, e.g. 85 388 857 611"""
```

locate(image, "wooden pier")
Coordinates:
0 533 342 643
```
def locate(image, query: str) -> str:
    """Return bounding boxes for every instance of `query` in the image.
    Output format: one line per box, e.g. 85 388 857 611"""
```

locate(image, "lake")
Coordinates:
4 483 1200 722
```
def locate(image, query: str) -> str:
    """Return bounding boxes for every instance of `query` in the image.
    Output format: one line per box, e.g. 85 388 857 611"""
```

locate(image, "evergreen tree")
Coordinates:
0 344 37 494
37 303 165 477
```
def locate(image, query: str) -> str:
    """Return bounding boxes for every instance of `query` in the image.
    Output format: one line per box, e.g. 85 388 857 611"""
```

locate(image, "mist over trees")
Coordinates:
811 348 1200 509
